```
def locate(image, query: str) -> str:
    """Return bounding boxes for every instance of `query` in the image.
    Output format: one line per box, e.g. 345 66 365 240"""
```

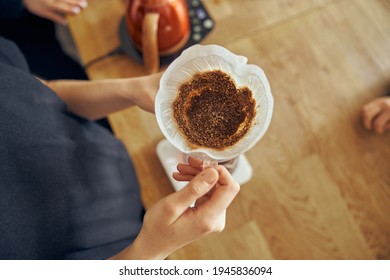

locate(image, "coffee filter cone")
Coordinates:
155 44 273 161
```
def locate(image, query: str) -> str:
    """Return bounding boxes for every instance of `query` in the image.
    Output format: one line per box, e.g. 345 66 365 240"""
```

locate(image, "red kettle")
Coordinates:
126 0 190 73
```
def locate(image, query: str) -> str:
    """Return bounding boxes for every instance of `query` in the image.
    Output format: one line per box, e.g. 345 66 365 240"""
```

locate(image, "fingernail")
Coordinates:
202 168 217 184
80 1 88 8
73 7 81 14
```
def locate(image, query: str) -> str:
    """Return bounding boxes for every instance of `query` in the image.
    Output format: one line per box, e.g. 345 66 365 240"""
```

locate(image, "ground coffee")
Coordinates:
172 69 256 150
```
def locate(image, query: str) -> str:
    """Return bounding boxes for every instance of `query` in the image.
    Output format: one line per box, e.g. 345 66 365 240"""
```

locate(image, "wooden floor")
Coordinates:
169 0 390 260
69 0 390 260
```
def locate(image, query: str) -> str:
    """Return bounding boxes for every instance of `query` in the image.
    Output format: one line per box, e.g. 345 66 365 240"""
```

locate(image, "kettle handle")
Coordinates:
142 13 160 74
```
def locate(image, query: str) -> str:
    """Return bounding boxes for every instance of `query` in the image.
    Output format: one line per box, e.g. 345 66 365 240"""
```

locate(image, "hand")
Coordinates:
111 157 240 259
23 0 88 25
361 96 390 134
125 72 162 113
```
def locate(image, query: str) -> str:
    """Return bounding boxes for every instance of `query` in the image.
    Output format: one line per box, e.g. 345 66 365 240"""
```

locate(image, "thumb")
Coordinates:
169 168 219 213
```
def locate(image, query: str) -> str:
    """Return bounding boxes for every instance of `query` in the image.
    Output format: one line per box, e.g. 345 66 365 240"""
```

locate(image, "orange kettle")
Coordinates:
126 0 190 73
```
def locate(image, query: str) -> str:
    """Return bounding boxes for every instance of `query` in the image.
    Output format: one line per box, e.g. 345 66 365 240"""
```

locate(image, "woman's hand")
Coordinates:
23 0 88 25
361 96 390 134
110 157 240 260
125 72 162 113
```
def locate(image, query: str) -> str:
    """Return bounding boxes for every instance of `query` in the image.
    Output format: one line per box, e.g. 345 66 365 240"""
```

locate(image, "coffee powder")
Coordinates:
172 69 256 150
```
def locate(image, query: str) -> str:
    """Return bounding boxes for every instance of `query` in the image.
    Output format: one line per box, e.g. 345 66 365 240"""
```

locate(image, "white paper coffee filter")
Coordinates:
155 44 273 161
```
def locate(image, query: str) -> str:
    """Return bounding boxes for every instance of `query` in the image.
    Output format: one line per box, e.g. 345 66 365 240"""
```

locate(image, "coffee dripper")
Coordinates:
155 45 274 189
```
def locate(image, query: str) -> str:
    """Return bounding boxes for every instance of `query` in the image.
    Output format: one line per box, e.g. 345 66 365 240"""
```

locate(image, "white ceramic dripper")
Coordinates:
155 44 273 167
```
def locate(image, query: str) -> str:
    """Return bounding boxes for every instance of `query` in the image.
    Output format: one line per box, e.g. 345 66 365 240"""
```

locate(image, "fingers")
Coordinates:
25 0 89 24
172 172 194 182
52 1 88 24
215 165 236 186
52 1 82 15
172 172 195 182
170 158 239 229
373 109 390 134
172 157 205 182
179 156 216 173
361 97 390 133
361 99 382 130
167 168 219 215
194 186 216 208
177 162 200 176
65 0 88 8
187 156 203 169
196 166 240 221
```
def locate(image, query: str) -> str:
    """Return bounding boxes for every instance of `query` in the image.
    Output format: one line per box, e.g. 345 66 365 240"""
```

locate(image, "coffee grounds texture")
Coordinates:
172 69 256 150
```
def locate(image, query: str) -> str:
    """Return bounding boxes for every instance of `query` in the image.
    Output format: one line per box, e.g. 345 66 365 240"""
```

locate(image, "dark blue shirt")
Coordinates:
0 37 144 259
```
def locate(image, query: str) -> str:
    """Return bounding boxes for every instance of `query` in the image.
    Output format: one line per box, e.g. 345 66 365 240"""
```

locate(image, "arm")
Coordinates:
110 157 240 260
45 73 161 120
